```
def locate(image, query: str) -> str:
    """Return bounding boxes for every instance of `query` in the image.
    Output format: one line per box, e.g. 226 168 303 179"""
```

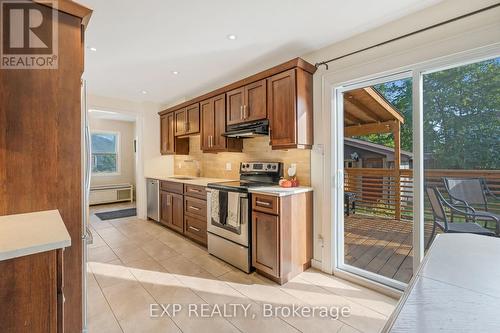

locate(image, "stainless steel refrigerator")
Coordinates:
81 79 93 333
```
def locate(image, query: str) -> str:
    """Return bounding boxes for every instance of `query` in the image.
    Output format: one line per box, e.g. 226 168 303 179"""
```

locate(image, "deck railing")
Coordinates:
344 168 500 221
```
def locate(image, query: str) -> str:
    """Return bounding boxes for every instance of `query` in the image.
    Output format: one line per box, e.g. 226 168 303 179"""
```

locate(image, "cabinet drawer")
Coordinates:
184 184 207 200
252 194 279 215
184 196 207 219
160 181 184 194
184 215 207 246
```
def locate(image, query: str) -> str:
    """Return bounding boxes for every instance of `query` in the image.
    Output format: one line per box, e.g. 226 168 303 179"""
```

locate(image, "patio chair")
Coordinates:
425 186 496 249
443 177 500 233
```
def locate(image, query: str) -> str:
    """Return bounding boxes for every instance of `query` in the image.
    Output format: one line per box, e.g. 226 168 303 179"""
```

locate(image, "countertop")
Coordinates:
146 176 235 187
147 176 313 197
383 234 500 332
248 186 313 197
0 210 71 261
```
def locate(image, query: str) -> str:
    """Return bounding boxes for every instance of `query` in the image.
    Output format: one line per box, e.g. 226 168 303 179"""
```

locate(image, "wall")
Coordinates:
300 0 500 270
174 136 311 185
89 118 136 187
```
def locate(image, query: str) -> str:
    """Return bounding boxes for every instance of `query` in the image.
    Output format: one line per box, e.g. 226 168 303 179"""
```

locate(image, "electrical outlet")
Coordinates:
225 162 232 171
291 163 297 169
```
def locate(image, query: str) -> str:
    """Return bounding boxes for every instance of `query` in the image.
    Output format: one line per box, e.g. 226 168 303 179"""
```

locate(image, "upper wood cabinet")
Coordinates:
158 58 316 152
161 112 189 155
227 79 267 125
268 68 313 149
201 94 242 153
174 103 200 136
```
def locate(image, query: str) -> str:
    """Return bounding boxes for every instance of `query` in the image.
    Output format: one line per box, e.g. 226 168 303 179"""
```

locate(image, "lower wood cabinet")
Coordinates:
0 250 64 333
159 181 208 246
251 192 313 284
252 211 280 277
160 190 184 233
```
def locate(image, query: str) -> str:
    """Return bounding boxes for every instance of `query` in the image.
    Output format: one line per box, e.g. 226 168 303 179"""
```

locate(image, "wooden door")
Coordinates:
160 191 172 227
244 79 267 122
226 87 244 125
252 212 280 278
200 99 214 151
174 109 186 136
165 112 175 154
170 193 184 233
185 103 200 134
212 94 227 149
267 69 297 148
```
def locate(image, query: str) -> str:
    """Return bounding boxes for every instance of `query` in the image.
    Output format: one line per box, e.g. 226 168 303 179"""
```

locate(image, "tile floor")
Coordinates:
87 203 398 333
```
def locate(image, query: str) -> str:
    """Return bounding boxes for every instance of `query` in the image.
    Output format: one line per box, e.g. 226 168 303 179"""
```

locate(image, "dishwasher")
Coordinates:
147 179 160 221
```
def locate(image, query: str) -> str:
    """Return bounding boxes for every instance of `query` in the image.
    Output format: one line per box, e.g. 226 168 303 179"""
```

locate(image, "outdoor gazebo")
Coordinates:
344 87 405 220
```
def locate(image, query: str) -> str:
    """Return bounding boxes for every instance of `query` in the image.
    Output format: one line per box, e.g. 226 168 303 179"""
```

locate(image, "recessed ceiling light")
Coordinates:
171 71 179 75
89 47 97 52
227 34 237 40
141 90 148 95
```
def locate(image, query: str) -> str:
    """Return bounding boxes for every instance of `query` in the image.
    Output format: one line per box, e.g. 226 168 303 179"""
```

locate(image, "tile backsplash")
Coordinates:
174 135 311 186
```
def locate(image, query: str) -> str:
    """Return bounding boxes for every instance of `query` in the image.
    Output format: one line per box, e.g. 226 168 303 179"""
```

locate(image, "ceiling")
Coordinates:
80 0 442 106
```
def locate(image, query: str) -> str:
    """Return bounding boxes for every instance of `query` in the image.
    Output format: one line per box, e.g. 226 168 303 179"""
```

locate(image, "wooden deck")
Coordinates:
344 215 436 284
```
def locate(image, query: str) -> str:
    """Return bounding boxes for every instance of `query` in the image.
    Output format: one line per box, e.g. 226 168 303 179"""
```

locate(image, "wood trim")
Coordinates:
344 120 396 137
159 58 316 115
363 87 404 124
33 0 93 27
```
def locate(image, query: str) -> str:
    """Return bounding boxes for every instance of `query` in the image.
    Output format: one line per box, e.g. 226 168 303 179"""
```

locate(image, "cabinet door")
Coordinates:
170 193 184 233
244 79 267 122
200 99 214 151
226 87 244 125
165 112 175 154
160 115 168 155
212 93 227 149
174 109 186 136
267 69 297 148
252 211 280 278
185 103 200 134
160 191 172 227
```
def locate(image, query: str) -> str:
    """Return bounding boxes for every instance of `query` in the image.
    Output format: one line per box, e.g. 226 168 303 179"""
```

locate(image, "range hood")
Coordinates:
223 119 269 138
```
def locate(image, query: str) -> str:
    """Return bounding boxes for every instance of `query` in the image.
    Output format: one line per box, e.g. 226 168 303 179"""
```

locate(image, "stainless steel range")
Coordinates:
206 162 283 273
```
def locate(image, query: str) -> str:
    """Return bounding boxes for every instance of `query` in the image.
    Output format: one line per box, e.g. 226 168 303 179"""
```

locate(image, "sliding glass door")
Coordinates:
337 73 414 289
334 53 499 290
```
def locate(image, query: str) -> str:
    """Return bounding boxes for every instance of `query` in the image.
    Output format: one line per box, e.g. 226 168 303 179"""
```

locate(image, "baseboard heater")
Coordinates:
89 184 134 205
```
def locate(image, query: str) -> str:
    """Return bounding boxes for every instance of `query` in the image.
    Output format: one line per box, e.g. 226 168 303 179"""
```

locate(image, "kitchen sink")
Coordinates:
168 176 195 180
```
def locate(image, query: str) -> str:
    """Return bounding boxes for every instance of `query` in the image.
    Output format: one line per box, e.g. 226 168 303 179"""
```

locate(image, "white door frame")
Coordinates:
322 43 500 294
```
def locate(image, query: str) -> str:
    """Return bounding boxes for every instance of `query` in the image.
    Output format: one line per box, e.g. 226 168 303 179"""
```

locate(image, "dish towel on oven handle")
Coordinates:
211 189 220 224
226 192 240 229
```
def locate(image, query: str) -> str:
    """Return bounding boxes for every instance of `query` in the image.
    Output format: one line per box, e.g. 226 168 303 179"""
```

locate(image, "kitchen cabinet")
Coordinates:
252 211 280 277
0 2 92 331
251 192 313 284
267 68 313 149
161 112 189 155
159 58 316 152
159 181 208 247
227 79 267 125
201 94 243 153
175 103 200 136
160 190 184 233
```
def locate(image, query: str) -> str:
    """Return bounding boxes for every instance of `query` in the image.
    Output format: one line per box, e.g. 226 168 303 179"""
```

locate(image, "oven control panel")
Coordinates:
240 162 281 173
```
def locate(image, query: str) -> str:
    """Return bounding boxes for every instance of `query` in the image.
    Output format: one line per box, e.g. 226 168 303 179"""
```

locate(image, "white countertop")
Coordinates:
383 234 500 332
0 210 71 261
146 176 235 187
249 186 313 197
